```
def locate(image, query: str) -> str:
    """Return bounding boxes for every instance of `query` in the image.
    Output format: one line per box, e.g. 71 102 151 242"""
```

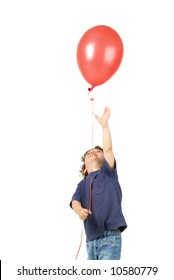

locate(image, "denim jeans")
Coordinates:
86 229 121 260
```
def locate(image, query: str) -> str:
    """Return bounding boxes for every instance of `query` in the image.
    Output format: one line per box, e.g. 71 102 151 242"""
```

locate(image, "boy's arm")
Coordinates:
95 107 115 168
102 124 115 168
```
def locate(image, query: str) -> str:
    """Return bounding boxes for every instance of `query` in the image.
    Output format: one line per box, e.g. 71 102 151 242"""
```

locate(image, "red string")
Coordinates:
75 223 83 260
88 86 95 148
75 87 95 260
90 98 94 148
75 179 93 260
88 179 93 212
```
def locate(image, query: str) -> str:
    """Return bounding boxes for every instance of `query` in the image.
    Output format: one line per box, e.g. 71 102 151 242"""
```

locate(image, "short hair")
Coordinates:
79 146 103 179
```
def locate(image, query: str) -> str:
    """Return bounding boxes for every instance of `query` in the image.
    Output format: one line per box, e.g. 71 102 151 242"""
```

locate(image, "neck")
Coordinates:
87 161 102 174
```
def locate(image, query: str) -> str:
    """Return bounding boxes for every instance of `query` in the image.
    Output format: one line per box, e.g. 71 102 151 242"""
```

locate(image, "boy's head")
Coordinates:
80 146 104 179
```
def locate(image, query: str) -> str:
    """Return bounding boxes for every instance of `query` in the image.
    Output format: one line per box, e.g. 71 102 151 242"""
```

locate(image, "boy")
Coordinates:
70 107 127 260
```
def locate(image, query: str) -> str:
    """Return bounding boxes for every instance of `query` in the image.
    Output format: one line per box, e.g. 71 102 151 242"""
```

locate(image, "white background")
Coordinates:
0 0 174 278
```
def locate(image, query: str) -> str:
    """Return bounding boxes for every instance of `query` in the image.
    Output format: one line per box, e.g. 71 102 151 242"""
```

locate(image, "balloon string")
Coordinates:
75 87 95 260
88 86 95 147
88 178 93 212
75 223 83 260
90 97 94 148
75 179 93 260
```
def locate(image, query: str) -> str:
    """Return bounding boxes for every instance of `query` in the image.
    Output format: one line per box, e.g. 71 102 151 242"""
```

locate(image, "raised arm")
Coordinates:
95 107 115 168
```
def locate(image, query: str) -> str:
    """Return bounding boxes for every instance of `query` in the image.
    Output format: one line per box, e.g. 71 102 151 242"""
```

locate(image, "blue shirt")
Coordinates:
70 159 127 241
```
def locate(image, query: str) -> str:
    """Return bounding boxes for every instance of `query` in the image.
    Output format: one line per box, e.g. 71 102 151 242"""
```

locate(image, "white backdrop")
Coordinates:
0 0 174 278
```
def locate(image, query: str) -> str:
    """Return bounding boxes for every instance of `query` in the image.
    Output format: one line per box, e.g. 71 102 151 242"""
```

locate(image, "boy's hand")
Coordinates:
95 106 110 127
78 208 92 220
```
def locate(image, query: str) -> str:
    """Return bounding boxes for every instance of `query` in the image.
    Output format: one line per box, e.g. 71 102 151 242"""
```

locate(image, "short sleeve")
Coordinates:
69 183 82 208
102 158 117 177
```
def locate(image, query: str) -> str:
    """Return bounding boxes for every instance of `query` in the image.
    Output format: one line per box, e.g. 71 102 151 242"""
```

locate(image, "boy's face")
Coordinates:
84 148 104 166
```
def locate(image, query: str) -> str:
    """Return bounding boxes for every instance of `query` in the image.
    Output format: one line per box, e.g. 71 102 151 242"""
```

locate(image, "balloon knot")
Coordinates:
88 86 95 92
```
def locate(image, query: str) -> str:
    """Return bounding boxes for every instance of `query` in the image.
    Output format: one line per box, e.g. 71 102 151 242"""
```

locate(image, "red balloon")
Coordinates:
77 25 124 87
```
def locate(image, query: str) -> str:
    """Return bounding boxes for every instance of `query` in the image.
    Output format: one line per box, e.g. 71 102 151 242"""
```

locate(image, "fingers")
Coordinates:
94 114 99 121
104 106 110 115
95 107 110 119
105 106 110 111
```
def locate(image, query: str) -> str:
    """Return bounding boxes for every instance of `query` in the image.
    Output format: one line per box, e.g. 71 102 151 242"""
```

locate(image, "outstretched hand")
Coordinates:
95 107 110 127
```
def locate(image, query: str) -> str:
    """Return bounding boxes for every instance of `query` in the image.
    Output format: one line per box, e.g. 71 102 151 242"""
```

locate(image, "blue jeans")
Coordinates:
86 229 121 260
